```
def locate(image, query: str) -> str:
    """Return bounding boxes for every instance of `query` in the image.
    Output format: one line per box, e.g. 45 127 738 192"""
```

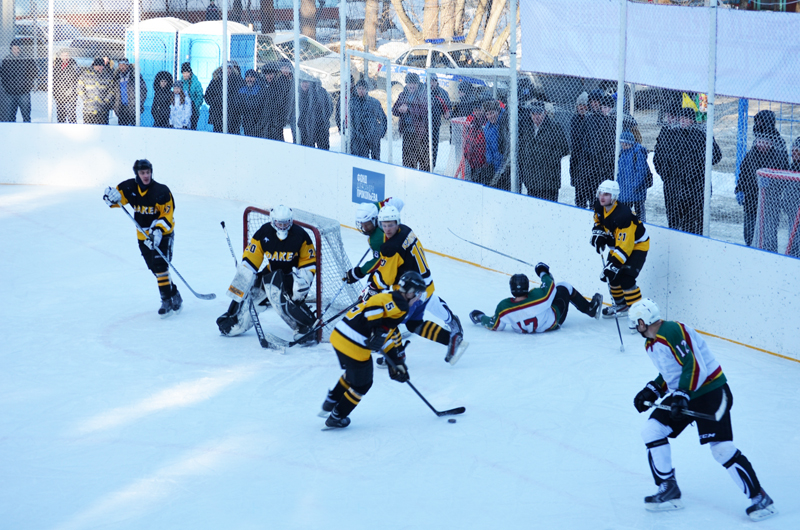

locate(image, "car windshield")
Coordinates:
275 37 332 61
69 40 124 61
256 35 283 64
450 48 495 68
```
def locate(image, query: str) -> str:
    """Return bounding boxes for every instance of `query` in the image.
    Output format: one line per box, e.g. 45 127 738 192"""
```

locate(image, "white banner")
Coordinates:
521 0 800 104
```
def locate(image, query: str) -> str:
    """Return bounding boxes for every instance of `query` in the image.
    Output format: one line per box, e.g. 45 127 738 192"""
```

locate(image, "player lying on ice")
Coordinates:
216 205 318 346
469 263 603 333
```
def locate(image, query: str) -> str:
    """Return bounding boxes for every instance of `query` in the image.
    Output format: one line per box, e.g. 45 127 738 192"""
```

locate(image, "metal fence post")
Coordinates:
702 0 719 237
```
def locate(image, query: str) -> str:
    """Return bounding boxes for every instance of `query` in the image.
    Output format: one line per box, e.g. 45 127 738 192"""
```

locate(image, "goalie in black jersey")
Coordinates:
103 159 182 318
365 205 468 366
216 205 318 345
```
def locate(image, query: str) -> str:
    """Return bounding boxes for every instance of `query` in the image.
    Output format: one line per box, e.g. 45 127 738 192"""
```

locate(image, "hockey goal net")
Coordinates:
753 169 800 258
243 206 362 341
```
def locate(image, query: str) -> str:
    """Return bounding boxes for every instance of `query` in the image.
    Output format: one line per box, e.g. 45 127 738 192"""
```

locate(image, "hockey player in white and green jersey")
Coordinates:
469 263 603 333
629 298 776 521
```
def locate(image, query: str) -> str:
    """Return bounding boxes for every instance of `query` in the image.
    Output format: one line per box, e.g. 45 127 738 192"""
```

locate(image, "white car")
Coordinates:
256 32 341 95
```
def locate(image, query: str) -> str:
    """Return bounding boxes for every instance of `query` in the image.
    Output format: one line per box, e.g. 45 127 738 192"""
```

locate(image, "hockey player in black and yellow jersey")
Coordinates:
591 180 649 318
320 271 425 429
216 205 319 345
367 205 468 366
103 159 182 318
343 197 404 283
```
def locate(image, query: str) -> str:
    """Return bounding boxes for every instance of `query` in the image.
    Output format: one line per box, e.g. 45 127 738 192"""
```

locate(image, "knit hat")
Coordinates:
576 91 588 107
245 69 257 78
180 62 192 73
599 94 615 108
620 131 635 145
405 72 420 84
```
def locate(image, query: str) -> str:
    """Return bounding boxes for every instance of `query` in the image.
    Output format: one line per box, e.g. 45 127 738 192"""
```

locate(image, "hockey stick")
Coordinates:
120 205 216 300
382 355 466 417
448 228 535 267
221 221 274 350
644 391 728 422
600 253 625 352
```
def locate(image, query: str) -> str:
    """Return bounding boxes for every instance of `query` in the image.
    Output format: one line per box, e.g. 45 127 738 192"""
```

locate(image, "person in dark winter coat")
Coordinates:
1 40 37 122
585 94 617 205
261 62 291 141
428 73 451 170
53 49 79 123
653 106 681 229
736 125 789 248
570 91 594 208
297 73 333 150
662 107 722 235
112 59 147 126
151 71 173 128
205 63 243 133
279 60 297 143
349 78 387 160
78 58 114 125
236 69 267 138
451 81 480 119
393 72 430 171
788 137 800 258
617 131 653 222
517 101 570 202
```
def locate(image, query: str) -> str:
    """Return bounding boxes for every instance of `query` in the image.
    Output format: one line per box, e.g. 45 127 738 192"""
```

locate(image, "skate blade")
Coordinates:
645 499 683 512
159 310 173 319
748 505 777 522
447 341 469 366
317 409 331 418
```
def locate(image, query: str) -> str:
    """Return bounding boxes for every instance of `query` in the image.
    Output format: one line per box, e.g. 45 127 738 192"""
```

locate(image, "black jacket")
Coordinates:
1 54 37 95
518 115 570 193
52 58 79 102
151 71 173 128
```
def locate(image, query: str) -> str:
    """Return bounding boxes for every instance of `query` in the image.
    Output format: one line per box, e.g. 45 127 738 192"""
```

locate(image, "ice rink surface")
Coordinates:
1 185 797 530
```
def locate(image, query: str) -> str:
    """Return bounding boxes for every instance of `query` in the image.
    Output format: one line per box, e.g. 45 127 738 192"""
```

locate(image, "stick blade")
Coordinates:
194 292 216 300
437 407 466 416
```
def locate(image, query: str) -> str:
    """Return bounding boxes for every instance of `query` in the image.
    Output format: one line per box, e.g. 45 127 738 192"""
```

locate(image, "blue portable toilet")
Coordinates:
125 17 191 127
178 21 256 131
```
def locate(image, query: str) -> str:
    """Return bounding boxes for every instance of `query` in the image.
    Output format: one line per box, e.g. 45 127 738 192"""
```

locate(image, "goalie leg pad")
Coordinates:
217 298 255 336
264 269 317 331
227 262 256 302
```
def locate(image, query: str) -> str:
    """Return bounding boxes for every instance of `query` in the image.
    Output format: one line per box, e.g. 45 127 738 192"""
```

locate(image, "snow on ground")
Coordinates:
1 185 798 530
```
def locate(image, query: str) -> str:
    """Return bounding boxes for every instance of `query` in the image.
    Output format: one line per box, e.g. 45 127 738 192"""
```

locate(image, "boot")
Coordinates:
746 489 776 521
158 297 173 318
588 293 604 319
170 287 183 315
602 302 628 319
644 477 683 511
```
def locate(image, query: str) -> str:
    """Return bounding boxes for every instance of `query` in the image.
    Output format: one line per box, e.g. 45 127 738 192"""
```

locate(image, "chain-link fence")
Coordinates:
1 1 798 257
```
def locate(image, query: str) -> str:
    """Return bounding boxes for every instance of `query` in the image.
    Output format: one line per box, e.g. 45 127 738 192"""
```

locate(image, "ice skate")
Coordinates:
293 327 318 347
324 413 351 429
158 297 173 318
602 302 628 319
170 288 183 315
444 315 468 365
318 390 336 418
644 477 683 511
746 489 776 521
588 293 604 319
375 356 388 369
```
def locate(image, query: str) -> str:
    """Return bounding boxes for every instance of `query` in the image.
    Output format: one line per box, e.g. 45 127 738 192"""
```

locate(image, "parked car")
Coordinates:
64 38 126 69
256 32 341 95
378 38 507 100
14 18 82 44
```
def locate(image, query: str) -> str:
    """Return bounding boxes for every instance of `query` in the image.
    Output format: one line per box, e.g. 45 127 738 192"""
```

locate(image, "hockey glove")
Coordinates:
634 381 664 413
469 310 485 325
145 228 163 250
103 186 121 207
600 262 621 283
534 262 550 279
343 266 365 284
360 286 378 303
591 228 613 254
388 362 409 383
365 328 389 351
385 341 409 383
670 391 690 420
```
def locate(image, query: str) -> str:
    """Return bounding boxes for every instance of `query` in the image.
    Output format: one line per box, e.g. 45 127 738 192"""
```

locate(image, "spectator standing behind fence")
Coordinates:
393 72 430 172
206 0 221 20
517 101 569 202
483 99 511 190
279 60 297 143
169 82 192 129
788 137 800 258
653 106 681 229
349 78 386 160
78 58 114 125
261 62 291 141
452 81 479 119
53 49 79 124
570 92 594 209
112 59 146 127
464 99 491 185
668 107 722 235
585 94 616 199
297 73 333 150
180 63 204 130
736 124 789 248
205 63 243 133
151 71 173 128
428 73 451 170
1 40 36 122
749 110 790 252
235 69 266 138
617 131 653 222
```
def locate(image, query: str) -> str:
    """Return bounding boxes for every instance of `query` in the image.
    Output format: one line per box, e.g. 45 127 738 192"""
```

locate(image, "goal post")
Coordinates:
243 206 362 341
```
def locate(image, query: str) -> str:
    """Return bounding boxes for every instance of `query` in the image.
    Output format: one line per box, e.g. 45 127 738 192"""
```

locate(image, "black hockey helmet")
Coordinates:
510 274 529 298
398 271 426 297
133 159 153 175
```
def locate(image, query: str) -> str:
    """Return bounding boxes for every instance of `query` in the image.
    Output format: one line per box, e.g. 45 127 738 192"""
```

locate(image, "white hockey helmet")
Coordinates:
628 298 661 330
377 205 401 225
597 179 620 202
355 202 379 235
271 205 293 240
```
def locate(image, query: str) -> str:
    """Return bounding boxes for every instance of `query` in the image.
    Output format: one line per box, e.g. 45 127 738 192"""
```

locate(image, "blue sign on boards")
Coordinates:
352 167 385 204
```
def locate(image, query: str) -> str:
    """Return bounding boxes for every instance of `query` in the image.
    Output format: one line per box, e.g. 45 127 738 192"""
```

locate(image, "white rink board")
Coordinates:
1 123 798 358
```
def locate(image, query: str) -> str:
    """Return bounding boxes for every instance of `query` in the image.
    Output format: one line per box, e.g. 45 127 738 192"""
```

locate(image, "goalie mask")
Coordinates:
628 298 661 331
355 202 379 235
596 180 620 202
271 205 293 240
509 274 529 298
